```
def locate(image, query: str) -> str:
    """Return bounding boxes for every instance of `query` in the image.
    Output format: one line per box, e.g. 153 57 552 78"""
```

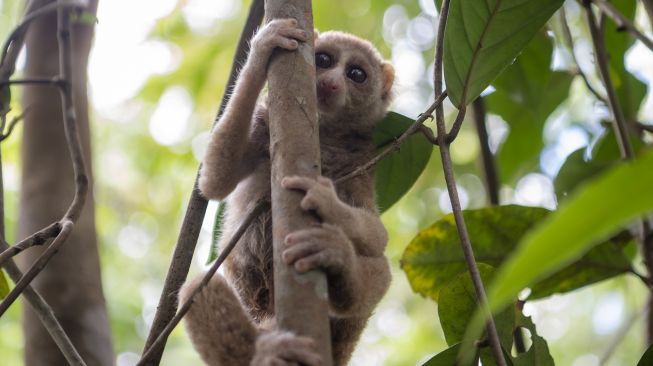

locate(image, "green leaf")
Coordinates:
0 270 9 299
637 343 653 366
486 148 653 316
401 205 632 301
443 0 565 107
439 264 515 350
207 200 227 264
422 343 478 366
511 314 554 366
554 148 609 200
373 112 432 212
486 31 572 182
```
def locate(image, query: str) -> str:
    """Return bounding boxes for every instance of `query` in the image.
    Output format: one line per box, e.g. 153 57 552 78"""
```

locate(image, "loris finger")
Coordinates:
279 27 310 42
272 333 322 366
282 239 322 265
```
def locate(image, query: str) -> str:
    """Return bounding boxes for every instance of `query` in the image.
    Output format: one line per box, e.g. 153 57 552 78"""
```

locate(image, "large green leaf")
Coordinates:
443 0 565 107
373 112 432 212
486 148 653 316
400 205 631 301
438 264 515 350
486 31 573 182
554 148 609 201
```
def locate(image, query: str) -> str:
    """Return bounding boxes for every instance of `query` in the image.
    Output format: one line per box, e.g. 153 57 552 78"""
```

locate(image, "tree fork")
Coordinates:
265 0 333 364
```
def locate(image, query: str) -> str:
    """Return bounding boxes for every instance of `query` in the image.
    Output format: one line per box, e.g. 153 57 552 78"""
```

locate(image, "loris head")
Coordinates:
313 31 395 132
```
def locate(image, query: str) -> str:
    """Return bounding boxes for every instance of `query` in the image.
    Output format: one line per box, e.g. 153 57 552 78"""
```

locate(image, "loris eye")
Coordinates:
346 67 367 83
315 53 332 68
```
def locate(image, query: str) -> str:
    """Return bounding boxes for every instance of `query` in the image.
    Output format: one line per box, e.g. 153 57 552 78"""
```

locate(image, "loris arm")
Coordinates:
199 19 309 200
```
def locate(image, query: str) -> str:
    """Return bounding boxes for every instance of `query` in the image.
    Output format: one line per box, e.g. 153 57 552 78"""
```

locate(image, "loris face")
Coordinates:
313 31 394 129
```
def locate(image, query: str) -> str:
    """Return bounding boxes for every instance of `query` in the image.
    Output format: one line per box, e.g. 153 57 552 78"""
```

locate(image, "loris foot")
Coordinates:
281 176 346 224
251 331 323 366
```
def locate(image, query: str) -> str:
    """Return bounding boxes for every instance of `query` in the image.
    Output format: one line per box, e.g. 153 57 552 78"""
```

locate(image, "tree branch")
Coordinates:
137 200 269 365
0 222 61 266
139 1 264 363
591 0 653 51
559 6 608 105
433 1 506 365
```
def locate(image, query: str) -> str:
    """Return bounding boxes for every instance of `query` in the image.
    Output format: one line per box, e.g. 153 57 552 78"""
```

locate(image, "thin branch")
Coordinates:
334 91 447 184
0 241 86 366
140 1 264 363
137 200 269 366
0 0 88 67
591 0 653 51
636 121 653 134
433 1 506 365
630 268 653 287
643 0 653 29
445 104 467 143
472 97 500 206
0 220 74 316
0 2 90 317
416 123 439 145
559 7 609 105
0 222 61 266
584 0 634 159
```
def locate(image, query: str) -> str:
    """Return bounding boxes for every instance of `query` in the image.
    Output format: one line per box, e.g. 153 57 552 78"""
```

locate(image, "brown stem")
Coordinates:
472 97 499 206
139 1 264 363
591 0 653 51
434 1 506 365
559 6 608 105
0 241 86 365
137 200 269 365
643 0 653 28
0 1 90 317
0 222 61 266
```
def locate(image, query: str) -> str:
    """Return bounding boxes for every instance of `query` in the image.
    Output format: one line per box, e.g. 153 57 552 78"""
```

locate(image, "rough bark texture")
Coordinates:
18 1 113 365
265 0 333 364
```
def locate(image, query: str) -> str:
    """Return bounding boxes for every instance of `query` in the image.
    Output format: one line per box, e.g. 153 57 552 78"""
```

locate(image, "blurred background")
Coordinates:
0 0 652 365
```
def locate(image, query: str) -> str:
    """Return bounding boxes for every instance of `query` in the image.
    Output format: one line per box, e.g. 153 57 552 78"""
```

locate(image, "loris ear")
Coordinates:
381 62 395 98
313 29 320 42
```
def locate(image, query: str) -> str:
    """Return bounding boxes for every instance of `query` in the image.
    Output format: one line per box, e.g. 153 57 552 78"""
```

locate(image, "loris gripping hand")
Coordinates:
248 18 310 80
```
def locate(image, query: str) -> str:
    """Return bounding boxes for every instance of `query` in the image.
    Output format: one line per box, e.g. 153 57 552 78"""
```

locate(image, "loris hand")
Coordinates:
282 223 355 277
281 176 346 224
251 331 322 366
249 18 310 74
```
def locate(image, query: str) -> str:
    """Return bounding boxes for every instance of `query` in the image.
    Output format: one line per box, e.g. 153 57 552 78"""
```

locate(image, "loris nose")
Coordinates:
319 79 339 92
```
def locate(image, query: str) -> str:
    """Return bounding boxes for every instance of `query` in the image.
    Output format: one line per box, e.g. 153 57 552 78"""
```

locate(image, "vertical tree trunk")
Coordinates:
265 0 333 364
19 1 113 365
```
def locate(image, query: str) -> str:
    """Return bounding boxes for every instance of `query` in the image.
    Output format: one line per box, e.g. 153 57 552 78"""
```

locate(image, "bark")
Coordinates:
18 1 113 365
265 0 332 364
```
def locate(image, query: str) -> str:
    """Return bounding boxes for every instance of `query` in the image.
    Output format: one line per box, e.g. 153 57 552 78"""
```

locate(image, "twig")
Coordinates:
584 0 634 159
636 122 653 134
0 222 61 266
137 200 269 365
0 220 74 316
433 1 506 365
334 91 447 184
0 241 86 366
643 0 653 28
416 123 438 145
140 1 264 363
472 97 499 206
0 0 87 67
591 0 653 51
630 268 653 287
559 7 609 105
0 2 90 317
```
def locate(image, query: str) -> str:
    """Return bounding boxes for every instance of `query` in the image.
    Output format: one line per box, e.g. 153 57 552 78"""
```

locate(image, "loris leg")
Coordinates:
180 275 323 366
180 274 257 366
